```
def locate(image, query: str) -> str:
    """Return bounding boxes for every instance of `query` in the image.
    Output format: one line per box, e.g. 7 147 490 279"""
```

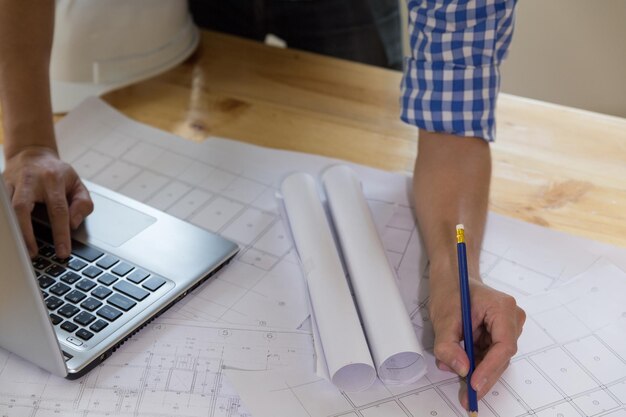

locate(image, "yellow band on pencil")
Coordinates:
456 224 465 244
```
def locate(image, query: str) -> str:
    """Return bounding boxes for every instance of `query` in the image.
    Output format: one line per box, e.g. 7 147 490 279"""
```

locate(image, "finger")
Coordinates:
433 320 470 377
474 330 492 364
435 359 454 373
471 298 522 394
44 183 71 258
5 182 15 199
475 356 510 400
68 180 93 229
11 186 38 257
458 383 469 410
471 342 516 397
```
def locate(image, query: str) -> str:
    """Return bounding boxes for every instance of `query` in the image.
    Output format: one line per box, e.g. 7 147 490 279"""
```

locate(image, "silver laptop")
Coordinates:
0 179 239 379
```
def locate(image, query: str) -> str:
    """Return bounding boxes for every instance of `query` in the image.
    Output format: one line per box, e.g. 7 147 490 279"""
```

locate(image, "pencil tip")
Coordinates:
469 412 478 417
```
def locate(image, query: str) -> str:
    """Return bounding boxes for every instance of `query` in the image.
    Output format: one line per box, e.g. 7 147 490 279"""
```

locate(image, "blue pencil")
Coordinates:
456 224 478 417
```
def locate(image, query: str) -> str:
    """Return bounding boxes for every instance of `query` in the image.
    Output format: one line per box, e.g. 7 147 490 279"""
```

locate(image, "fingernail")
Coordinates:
473 377 488 392
452 359 468 377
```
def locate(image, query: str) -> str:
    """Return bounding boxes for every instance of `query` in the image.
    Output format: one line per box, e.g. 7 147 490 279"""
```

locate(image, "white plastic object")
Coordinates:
50 0 199 113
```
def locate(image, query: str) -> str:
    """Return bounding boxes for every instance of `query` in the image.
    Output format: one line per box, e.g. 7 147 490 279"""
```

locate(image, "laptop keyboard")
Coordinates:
31 221 168 346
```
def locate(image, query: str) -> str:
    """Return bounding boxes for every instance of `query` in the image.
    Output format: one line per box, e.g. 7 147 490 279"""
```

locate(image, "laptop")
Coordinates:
0 179 239 379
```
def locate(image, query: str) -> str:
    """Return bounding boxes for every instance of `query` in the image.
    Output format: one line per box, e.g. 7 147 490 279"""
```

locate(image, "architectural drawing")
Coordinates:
0 319 314 417
2 98 625 416
226 262 626 417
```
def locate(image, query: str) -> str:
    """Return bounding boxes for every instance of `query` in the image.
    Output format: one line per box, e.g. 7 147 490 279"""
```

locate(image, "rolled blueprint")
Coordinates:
322 165 426 385
281 173 376 391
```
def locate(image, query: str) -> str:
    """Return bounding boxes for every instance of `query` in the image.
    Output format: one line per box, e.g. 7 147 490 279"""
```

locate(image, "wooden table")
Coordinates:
4 30 626 247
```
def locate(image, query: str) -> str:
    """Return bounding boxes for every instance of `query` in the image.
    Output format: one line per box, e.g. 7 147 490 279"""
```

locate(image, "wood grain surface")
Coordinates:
2 31 626 247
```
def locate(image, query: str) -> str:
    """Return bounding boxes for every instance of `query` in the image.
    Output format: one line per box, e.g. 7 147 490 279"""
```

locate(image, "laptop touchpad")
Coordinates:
81 192 157 247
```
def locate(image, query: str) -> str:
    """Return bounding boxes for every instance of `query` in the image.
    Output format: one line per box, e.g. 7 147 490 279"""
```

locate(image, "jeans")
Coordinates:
188 0 403 70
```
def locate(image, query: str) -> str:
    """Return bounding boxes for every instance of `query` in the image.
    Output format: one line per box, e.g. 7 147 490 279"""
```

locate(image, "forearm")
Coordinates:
413 130 491 282
0 0 56 158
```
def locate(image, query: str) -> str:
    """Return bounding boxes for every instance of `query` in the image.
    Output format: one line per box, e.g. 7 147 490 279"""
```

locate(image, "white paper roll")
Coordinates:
322 165 426 385
281 172 376 392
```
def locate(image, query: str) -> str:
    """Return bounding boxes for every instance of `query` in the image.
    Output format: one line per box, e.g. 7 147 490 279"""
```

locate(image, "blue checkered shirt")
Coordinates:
400 0 518 141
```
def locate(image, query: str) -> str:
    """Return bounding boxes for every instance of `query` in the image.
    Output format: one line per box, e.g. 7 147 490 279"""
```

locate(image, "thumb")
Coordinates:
433 319 470 377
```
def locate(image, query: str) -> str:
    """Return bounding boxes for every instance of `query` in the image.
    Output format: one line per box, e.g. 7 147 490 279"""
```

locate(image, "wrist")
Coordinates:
3 121 58 160
428 248 482 288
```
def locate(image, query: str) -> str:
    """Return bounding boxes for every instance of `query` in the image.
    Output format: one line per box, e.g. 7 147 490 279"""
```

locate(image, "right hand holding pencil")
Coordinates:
429 272 526 409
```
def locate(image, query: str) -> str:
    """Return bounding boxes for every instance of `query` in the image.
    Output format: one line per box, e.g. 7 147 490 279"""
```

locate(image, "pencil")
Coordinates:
456 224 478 417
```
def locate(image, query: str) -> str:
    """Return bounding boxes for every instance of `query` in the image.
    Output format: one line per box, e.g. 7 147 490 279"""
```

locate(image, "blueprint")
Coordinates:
225 260 626 417
0 318 314 417
53 98 316 331
1 98 626 416
281 169 425 391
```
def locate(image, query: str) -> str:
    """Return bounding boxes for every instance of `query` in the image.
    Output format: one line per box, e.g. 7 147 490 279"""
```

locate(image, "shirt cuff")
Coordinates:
400 57 499 142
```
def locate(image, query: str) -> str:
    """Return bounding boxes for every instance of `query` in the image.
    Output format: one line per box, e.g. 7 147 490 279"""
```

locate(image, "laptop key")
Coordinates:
71 241 104 262
38 245 56 258
97 273 118 286
82 265 103 279
91 286 113 300
45 296 64 310
60 321 79 332
97 305 123 322
41 291 48 299
65 290 87 304
67 258 87 271
111 262 134 277
96 255 119 270
127 269 149 284
80 297 103 311
113 281 149 301
76 279 97 292
108 293 136 311
74 311 96 326
142 276 166 292
60 271 81 285
32 256 51 270
51 255 70 264
49 282 71 296
76 329 94 341
38 275 55 289
49 313 62 325
89 319 109 333
58 304 80 318
45 264 67 277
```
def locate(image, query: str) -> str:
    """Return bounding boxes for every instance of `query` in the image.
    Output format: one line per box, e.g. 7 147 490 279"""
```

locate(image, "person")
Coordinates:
188 0 404 70
0 0 524 409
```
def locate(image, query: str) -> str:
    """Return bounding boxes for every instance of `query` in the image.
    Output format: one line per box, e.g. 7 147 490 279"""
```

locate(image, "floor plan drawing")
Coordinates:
226 261 626 417
2 98 626 417
0 319 314 417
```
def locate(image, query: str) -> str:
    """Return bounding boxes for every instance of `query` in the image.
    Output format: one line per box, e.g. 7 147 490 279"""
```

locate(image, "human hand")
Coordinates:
2 146 93 258
428 270 526 409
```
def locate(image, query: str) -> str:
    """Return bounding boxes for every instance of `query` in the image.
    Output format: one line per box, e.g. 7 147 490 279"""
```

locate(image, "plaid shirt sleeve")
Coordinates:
400 0 518 142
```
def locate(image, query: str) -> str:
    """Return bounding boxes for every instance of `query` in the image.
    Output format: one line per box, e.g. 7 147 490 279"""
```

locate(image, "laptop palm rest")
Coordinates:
79 192 156 247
